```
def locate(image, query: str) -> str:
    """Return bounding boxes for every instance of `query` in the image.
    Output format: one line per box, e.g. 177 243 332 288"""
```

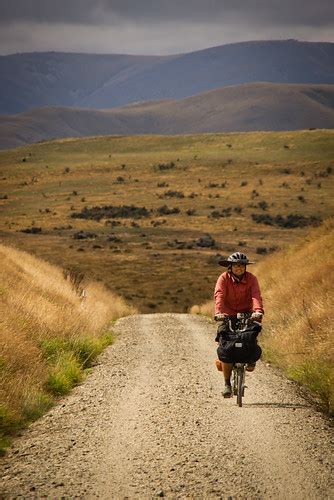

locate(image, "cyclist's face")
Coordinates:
231 263 246 276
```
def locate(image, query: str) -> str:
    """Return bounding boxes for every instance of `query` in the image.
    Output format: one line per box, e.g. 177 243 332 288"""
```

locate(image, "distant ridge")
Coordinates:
1 40 334 115
1 82 333 149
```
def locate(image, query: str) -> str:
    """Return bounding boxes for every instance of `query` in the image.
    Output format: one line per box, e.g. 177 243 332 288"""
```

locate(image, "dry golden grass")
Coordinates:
192 219 334 411
255 219 333 411
0 243 136 449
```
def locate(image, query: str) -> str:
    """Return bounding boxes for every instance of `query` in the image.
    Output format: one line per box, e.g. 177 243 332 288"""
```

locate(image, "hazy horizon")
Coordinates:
0 0 333 56
2 37 334 58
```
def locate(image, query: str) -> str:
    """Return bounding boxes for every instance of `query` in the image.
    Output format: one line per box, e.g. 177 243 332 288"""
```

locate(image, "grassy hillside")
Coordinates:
191 220 334 412
1 83 334 149
0 244 135 451
0 130 333 313
1 41 334 114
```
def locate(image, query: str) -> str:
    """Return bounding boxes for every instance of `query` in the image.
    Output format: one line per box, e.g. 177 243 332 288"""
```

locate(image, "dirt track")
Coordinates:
1 314 333 499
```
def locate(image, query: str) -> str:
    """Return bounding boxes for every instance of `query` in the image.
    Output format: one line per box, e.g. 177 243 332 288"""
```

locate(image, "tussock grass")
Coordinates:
0 243 135 452
256 219 333 412
191 219 333 412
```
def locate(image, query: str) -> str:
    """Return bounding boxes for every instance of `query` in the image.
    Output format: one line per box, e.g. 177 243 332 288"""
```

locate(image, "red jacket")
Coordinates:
214 271 264 316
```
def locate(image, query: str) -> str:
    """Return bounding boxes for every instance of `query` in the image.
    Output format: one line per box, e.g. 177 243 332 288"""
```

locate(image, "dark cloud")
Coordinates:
0 0 332 55
0 0 333 27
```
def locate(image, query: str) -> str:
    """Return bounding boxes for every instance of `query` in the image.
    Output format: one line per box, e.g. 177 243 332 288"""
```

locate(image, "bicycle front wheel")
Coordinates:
237 368 244 407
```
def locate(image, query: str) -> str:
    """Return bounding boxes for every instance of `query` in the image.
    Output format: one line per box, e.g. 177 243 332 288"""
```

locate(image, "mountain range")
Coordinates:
1 40 334 115
0 40 333 149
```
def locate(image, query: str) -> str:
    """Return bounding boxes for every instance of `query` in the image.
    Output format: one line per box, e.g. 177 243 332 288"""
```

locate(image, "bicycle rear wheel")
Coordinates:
237 367 244 407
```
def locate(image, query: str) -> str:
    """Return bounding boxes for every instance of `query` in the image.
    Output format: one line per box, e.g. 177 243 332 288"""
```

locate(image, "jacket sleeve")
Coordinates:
214 275 227 314
251 275 264 314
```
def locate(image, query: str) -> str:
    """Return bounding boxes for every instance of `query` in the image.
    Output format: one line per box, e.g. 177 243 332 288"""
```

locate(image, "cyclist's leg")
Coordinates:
222 362 233 383
222 362 233 397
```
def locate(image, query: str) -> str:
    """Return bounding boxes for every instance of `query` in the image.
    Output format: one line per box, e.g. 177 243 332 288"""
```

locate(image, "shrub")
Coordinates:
251 213 321 228
186 209 196 216
195 234 216 248
156 205 180 215
20 227 42 234
258 201 268 210
73 231 97 240
209 207 232 218
156 162 175 171
163 190 184 198
71 205 150 221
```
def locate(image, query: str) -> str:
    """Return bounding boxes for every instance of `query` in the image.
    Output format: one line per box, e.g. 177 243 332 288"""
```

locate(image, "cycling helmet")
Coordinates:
218 252 255 267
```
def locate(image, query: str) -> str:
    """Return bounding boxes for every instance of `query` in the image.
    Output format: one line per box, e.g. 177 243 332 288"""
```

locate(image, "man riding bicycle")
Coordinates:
214 252 264 398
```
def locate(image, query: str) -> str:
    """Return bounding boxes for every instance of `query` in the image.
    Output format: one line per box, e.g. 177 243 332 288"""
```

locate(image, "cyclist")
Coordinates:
214 252 264 397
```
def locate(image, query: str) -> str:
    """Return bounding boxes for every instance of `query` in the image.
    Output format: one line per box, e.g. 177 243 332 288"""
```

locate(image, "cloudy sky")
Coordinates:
0 0 333 55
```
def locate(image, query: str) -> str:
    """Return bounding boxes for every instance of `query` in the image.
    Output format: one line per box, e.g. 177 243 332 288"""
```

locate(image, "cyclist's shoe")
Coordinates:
246 362 256 372
215 359 223 372
223 383 232 398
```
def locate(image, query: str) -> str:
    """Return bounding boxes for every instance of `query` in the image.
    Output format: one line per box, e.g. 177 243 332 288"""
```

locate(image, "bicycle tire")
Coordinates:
237 367 243 407
233 367 238 395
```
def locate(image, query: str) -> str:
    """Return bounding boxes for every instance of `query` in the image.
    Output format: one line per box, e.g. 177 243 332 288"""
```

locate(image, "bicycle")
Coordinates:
217 312 260 407
229 313 251 407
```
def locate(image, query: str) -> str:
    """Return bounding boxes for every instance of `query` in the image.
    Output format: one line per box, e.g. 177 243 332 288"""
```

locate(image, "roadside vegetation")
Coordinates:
0 244 136 453
191 220 334 413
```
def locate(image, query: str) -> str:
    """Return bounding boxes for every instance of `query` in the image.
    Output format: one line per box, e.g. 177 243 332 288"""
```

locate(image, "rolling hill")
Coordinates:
1 83 333 149
1 40 334 115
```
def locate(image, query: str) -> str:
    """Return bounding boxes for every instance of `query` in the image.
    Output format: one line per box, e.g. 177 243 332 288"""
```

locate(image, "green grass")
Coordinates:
40 332 113 396
41 333 114 395
22 390 53 421
0 332 114 454
46 353 83 395
40 333 113 369
287 360 332 411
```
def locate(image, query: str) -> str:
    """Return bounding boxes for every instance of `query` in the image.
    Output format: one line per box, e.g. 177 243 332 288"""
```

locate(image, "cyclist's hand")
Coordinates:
251 311 263 322
214 313 227 322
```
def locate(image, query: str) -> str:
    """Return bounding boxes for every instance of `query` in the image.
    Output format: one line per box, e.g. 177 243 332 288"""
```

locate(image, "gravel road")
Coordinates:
1 314 333 499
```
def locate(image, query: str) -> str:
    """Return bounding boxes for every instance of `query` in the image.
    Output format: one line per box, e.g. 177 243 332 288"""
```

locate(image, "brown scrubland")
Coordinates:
0 130 333 314
0 244 135 451
191 219 334 412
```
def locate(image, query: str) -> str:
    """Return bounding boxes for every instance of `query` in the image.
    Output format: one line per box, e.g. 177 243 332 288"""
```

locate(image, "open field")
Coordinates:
0 130 333 312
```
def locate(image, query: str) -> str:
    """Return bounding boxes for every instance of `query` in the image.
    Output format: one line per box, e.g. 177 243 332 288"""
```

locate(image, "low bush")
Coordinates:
156 205 180 215
251 213 321 228
71 205 150 221
163 190 184 198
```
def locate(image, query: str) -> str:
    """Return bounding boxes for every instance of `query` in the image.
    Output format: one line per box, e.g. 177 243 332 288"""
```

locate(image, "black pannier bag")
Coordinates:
217 321 262 363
